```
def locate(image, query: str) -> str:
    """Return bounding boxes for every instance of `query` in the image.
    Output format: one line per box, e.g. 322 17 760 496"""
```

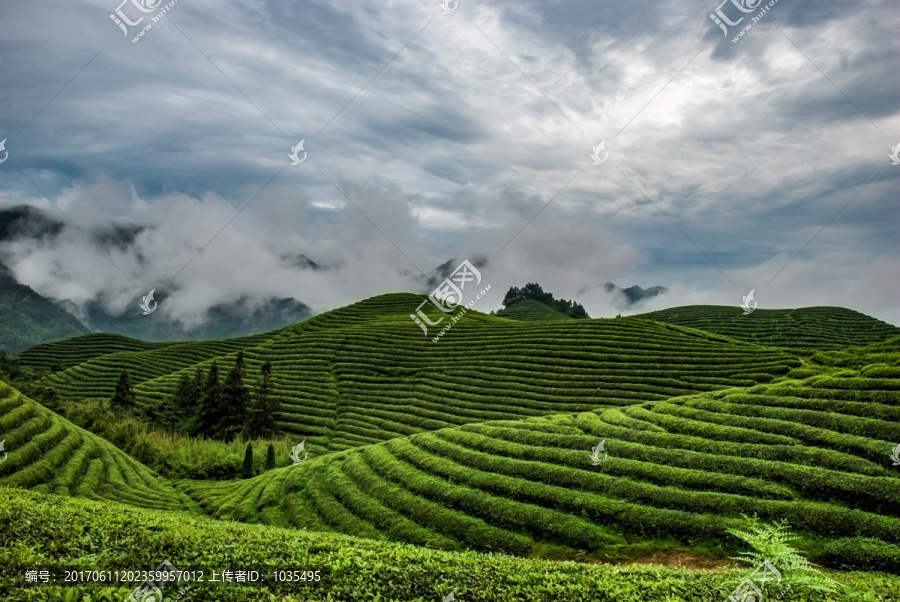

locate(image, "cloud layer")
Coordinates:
1 0 898 327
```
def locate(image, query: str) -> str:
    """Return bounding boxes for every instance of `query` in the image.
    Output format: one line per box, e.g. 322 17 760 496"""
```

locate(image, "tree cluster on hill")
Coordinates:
502 283 589 319
117 351 281 442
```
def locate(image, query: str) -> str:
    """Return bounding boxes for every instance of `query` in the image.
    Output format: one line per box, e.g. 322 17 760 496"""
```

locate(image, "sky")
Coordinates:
0 0 898 328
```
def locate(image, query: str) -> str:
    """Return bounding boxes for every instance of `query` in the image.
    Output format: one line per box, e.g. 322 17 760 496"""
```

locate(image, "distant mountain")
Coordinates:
74 293 312 342
0 261 91 352
604 282 667 307
0 205 64 243
284 253 326 271
419 256 488 292
0 206 314 348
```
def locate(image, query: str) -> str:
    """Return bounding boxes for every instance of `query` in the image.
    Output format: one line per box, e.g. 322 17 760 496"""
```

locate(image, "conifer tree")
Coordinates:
218 352 249 442
265 443 276 471
110 370 136 411
246 360 279 439
242 441 254 479
194 361 222 438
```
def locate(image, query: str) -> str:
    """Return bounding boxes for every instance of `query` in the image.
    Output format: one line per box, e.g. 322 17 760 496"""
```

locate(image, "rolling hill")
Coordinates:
0 381 188 512
36 293 803 459
640 305 900 353
495 298 574 320
3 296 900 600
176 336 900 571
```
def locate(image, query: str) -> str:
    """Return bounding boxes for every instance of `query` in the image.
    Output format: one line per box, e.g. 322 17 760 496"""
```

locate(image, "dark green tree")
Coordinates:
246 360 279 439
502 283 590 319
158 372 193 432
110 370 136 411
265 443 276 470
194 361 222 438
0 351 21 380
242 441 254 478
218 352 249 442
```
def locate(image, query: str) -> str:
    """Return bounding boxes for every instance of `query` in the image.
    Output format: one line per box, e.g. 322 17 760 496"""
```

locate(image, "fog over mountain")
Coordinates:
1 0 898 328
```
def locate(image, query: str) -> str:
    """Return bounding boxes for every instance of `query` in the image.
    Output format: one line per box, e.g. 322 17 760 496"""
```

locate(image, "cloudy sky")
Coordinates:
1 0 898 328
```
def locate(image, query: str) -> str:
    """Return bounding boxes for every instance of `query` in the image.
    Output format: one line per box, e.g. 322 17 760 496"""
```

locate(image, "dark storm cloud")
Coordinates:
0 0 897 327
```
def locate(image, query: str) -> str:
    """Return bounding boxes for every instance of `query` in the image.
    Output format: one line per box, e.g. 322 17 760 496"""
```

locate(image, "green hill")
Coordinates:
17 333 174 371
4 298 900 600
176 339 900 572
640 306 900 352
0 381 188 512
6 488 898 601
38 294 801 459
31 330 279 398
495 299 573 320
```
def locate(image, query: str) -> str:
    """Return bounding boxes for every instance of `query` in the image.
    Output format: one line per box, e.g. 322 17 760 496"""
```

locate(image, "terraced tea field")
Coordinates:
26 330 279 399
37 294 804 458
495 298 574 320
2 296 900 601
0 381 188 512
640 305 900 352
178 339 900 571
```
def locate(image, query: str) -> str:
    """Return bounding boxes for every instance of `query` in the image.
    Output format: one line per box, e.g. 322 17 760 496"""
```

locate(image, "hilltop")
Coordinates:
29 293 802 459
178 336 900 570
3 295 900 600
0 381 188 512
640 305 900 352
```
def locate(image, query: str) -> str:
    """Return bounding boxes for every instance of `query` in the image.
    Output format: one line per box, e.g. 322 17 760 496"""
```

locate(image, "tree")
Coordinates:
158 372 194 432
194 362 222 438
0 351 21 380
242 441 254 479
501 282 590 319
245 360 279 439
110 370 136 411
265 443 276 471
218 352 250 442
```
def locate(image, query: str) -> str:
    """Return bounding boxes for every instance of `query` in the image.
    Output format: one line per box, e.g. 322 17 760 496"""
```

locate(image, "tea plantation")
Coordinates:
177 341 900 572
2 295 900 601
0 381 188 512
640 306 900 353
32 294 804 459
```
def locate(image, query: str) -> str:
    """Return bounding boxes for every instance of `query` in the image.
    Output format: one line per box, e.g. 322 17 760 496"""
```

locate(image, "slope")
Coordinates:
495 299 573 320
36 329 279 399
6 488 899 601
178 337 900 572
17 333 174 371
0 263 90 353
640 305 900 352
119 293 803 457
0 380 188 512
